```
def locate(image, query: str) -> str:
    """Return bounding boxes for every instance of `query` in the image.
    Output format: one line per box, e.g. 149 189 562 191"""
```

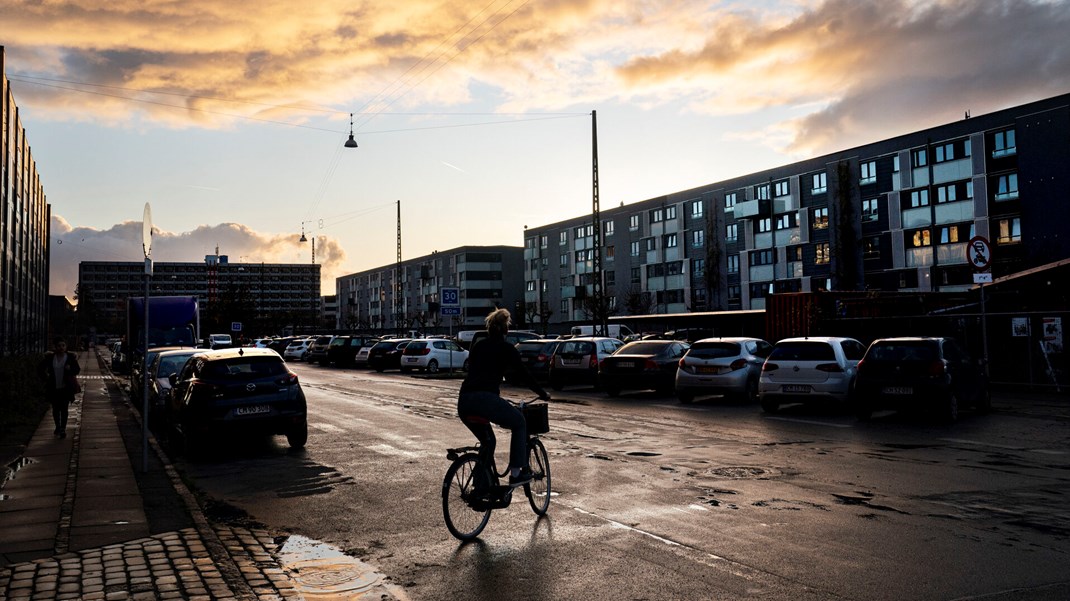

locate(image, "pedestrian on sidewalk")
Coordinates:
38 337 81 438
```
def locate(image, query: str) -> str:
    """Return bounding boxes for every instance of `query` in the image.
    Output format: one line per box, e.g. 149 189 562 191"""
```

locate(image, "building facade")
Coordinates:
77 256 321 337
524 93 1070 325
1 46 51 355
335 246 524 333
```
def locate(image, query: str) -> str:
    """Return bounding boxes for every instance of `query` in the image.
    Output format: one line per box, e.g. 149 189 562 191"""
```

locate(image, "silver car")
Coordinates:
759 336 867 413
675 337 772 404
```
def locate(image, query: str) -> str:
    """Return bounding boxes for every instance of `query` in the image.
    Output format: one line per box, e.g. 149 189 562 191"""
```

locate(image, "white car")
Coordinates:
758 336 867 413
283 338 313 361
400 338 469 373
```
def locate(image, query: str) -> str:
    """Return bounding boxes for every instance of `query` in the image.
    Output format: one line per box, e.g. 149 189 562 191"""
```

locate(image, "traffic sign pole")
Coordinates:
966 236 993 380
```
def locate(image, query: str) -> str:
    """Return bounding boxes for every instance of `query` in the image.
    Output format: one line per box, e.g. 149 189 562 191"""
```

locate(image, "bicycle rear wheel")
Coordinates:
442 454 493 540
525 438 551 515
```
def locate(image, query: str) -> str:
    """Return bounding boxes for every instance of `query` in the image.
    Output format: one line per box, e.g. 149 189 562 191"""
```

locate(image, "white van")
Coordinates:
569 324 634 340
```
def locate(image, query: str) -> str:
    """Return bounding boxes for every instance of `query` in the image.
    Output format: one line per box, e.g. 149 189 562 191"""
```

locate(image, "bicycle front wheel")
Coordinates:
442 454 493 541
525 438 551 515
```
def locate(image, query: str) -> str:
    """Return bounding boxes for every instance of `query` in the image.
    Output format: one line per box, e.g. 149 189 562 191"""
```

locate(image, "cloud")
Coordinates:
49 214 346 299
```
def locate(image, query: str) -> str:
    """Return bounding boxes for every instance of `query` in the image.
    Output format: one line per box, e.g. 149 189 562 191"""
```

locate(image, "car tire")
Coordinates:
974 387 992 414
287 418 308 449
760 395 780 414
678 392 694 404
940 394 959 424
427 360 440 374
605 386 621 397
854 398 873 421
741 378 759 404
462 359 470 372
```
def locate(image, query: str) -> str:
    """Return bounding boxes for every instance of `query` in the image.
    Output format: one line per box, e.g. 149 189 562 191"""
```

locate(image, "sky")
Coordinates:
3 0 1069 300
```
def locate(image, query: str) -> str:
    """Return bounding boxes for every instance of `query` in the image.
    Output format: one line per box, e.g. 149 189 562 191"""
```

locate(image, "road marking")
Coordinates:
765 417 852 428
939 438 1067 455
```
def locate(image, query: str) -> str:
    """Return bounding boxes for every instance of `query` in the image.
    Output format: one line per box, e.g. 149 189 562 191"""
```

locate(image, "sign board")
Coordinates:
441 287 460 307
440 306 462 317
973 272 993 284
1042 317 1063 353
1011 317 1030 337
966 235 992 271
231 322 243 332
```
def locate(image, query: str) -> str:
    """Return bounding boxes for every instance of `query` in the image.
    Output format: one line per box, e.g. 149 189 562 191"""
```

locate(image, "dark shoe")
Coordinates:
58 431 66 439
508 468 533 487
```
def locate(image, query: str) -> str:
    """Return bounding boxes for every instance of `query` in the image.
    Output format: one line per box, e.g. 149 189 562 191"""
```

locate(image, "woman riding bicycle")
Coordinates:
458 308 550 487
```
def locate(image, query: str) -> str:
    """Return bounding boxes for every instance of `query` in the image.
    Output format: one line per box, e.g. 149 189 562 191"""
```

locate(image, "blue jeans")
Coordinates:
457 391 528 472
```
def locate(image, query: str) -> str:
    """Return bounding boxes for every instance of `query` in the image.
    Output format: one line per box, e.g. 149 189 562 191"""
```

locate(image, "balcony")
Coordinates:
905 247 934 268
934 201 974 225
936 244 967 265
774 227 801 246
932 158 973 185
901 207 932 228
749 265 774 281
734 198 769 219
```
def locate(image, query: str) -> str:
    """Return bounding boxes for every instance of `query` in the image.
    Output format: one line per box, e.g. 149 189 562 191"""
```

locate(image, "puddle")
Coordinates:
626 451 662 457
276 535 386 599
707 466 777 479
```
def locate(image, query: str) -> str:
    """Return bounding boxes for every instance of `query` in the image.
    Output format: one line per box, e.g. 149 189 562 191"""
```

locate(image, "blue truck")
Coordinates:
127 296 201 356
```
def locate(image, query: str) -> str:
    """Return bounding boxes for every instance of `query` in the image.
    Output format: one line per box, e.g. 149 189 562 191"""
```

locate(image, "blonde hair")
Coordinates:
485 308 511 336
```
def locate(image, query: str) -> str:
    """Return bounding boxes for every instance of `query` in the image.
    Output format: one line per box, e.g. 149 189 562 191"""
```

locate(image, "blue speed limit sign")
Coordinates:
441 287 460 306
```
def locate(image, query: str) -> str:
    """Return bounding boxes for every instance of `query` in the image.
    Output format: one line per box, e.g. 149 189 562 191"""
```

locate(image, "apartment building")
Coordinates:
78 256 321 336
335 246 523 332
524 93 1070 325
1 47 51 354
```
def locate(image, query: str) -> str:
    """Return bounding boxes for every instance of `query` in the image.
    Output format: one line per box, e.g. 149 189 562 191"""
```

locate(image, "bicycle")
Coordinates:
441 399 552 541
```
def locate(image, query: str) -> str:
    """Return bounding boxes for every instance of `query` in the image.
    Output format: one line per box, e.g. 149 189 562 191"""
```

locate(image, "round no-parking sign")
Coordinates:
966 236 992 271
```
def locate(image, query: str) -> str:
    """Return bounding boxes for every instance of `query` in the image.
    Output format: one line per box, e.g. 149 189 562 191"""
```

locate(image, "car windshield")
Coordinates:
372 341 397 350
559 341 594 354
769 342 836 361
158 354 195 376
329 338 347 347
201 357 288 379
618 342 671 355
867 342 938 362
687 342 742 359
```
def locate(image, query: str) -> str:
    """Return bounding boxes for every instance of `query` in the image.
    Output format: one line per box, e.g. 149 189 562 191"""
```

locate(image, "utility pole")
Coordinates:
591 110 607 336
396 200 403 335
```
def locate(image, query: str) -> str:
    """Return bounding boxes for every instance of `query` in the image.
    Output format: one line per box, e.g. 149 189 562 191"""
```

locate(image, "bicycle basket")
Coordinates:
523 402 549 434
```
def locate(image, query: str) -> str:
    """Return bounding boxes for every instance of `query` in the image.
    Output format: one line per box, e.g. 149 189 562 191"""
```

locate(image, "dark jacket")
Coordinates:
460 333 547 398
39 351 81 400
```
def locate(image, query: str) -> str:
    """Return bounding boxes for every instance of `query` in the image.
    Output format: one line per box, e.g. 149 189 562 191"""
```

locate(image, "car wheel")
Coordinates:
742 378 759 404
427 360 440 374
760 395 780 414
854 398 873 421
678 392 694 404
605 386 620 397
462 359 470 372
375 366 384 373
974 387 992 414
287 418 308 449
940 394 959 424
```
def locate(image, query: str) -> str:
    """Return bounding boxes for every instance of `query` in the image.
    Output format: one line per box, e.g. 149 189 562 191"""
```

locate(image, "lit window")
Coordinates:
813 207 829 229
726 223 738 242
910 189 930 208
863 237 880 259
774 180 789 197
993 129 1016 158
911 229 932 247
815 243 830 265
692 230 704 247
860 161 876 184
862 198 879 222
526 280 536 292
997 217 1021 244
995 173 1019 201
725 193 737 211
812 173 827 194
937 224 972 244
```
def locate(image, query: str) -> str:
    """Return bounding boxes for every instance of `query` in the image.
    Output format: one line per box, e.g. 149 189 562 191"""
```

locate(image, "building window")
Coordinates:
993 129 1016 158
756 184 770 200
525 237 536 249
560 253 568 266
725 193 737 211
691 230 704 247
630 241 640 257
893 154 901 172
605 271 615 286
667 261 683 275
726 223 738 243
995 173 1019 201
605 245 615 260
666 205 677 220
650 208 664 223
912 148 927 168
812 172 827 194
909 228 932 247
645 237 656 251
559 231 567 245
691 200 704 218
604 221 614 236
693 258 705 278
776 213 796 230
664 233 678 248
862 198 879 222
860 161 876 185
727 255 739 273
526 280 536 292
863 237 880 260
774 180 790 197
561 300 570 313
728 285 741 301
758 218 772 233
813 207 829 230
631 267 641 284
629 214 640 231
646 264 665 278
937 223 973 245
997 217 1021 244
934 143 954 163
910 189 930 208
815 243 830 265
560 275 572 287
750 249 774 266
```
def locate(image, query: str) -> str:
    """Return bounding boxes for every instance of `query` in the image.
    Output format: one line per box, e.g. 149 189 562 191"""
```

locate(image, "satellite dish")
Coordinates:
142 203 153 258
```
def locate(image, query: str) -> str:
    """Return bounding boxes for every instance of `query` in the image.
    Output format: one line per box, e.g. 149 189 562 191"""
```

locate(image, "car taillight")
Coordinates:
763 362 779 372
816 363 844 373
678 358 694 374
590 356 598 369
928 360 947 377
191 380 224 397
729 358 747 371
644 359 658 370
420 348 431 356
856 359 866 373
277 372 299 386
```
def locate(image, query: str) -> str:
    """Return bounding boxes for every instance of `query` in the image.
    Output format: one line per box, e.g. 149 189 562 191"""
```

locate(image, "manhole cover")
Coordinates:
707 466 774 479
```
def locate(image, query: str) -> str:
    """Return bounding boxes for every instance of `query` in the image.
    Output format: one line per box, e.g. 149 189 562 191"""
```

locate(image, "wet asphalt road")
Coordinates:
173 362 1070 600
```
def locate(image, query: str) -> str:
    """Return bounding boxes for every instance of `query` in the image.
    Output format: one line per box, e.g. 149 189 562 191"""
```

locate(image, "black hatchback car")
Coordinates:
166 348 307 455
853 337 990 423
325 335 379 367
598 340 690 397
367 338 411 372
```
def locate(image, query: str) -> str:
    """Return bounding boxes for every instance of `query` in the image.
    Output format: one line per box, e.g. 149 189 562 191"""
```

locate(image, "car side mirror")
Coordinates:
168 373 178 386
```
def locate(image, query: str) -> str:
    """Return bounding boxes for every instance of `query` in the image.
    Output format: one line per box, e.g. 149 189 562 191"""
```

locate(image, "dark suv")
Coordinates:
166 348 307 456
306 335 336 365
853 337 990 423
325 335 379 367
367 338 411 372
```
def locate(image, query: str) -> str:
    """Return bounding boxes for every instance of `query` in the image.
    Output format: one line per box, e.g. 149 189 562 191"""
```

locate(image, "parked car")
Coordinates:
111 341 131 374
268 337 297 356
146 348 200 431
283 338 313 361
352 339 379 368
326 335 379 367
252 338 274 349
208 333 233 350
166 348 307 456
598 340 690 396
306 335 336 365
548 336 625 390
132 345 193 403
468 329 541 351
853 337 990 423
508 339 562 384
400 338 469 373
367 338 412 372
675 337 773 404
759 336 867 413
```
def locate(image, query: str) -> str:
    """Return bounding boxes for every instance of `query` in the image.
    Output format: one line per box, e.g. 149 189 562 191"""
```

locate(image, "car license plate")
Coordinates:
235 405 270 416
406 357 419 363
563 358 581 366
617 361 636 369
783 385 811 393
883 386 913 395
697 366 720 374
